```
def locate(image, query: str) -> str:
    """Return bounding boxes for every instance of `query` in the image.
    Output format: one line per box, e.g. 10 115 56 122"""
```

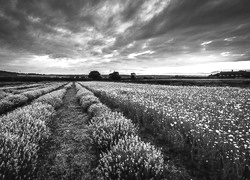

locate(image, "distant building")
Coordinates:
210 70 250 78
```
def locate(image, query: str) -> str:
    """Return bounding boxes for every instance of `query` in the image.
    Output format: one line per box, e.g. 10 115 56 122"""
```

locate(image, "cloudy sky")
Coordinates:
0 0 250 75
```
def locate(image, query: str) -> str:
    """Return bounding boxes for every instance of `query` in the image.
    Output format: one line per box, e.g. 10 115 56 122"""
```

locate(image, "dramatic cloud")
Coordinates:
0 0 250 74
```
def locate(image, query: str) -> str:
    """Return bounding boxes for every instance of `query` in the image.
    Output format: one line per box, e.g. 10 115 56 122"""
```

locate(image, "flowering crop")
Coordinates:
0 83 43 92
0 102 55 179
0 83 69 179
80 81 250 180
79 95 100 111
33 83 70 109
75 83 100 111
89 111 138 153
64 82 73 89
33 82 71 109
11 83 52 94
88 103 110 117
0 94 28 114
21 82 65 100
0 83 65 115
0 90 12 100
75 83 94 98
77 85 178 179
98 134 165 180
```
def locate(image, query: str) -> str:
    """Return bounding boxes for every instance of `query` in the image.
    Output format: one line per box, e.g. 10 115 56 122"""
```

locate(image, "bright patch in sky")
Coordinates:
128 50 154 59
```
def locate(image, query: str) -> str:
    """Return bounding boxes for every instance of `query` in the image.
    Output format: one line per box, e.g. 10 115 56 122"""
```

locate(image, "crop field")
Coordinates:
80 82 250 180
0 81 249 180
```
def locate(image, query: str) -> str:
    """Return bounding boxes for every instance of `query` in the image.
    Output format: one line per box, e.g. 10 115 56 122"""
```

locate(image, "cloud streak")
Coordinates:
0 0 250 74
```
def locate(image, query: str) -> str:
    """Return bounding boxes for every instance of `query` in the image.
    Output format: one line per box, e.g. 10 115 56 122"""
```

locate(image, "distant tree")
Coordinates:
88 71 102 80
109 71 121 81
131 73 136 80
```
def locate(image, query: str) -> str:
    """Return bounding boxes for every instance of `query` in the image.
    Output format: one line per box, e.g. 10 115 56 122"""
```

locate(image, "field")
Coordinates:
126 78 250 87
0 81 249 180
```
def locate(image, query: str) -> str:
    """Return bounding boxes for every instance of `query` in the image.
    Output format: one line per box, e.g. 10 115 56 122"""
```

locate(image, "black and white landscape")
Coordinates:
1 1 250 180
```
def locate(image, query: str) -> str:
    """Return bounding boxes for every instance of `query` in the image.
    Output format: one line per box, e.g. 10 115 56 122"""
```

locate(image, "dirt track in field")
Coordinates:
36 83 96 180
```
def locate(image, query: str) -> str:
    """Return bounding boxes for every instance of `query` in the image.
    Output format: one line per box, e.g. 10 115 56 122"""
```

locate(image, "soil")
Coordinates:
36 83 97 180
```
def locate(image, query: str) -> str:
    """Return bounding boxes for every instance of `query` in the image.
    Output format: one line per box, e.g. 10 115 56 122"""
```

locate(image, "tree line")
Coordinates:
88 71 136 81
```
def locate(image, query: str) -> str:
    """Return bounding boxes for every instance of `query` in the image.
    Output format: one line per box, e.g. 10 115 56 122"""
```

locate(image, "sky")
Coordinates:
0 0 250 75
